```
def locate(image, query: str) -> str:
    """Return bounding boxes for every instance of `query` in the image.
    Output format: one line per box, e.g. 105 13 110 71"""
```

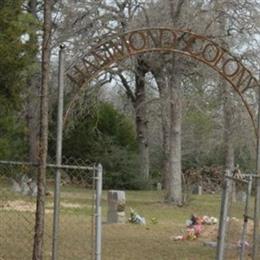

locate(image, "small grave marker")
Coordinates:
107 190 126 224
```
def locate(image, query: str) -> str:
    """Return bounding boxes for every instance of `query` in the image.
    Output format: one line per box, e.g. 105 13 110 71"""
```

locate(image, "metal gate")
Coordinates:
0 159 102 260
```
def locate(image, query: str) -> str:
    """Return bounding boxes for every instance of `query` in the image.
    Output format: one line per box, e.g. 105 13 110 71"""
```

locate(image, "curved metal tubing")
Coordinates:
65 27 259 135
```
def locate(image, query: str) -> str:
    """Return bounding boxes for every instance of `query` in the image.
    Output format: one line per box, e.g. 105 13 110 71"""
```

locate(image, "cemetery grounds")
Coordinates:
0 184 254 259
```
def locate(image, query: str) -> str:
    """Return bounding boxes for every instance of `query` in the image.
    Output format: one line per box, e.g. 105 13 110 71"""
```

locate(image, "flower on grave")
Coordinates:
128 208 146 224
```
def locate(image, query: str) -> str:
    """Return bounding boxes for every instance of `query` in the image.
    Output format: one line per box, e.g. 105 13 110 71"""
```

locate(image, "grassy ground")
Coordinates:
0 184 254 260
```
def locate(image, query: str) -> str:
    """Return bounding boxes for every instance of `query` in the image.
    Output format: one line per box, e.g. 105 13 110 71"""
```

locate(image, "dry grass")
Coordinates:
0 185 254 259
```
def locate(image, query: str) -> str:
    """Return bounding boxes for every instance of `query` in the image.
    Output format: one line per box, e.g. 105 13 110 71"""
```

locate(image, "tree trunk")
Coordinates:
32 0 52 259
27 0 40 166
153 70 171 190
152 60 183 204
160 85 170 190
166 74 183 205
215 0 235 199
223 89 235 200
163 0 184 204
224 93 234 171
28 0 37 15
134 59 149 180
26 80 40 164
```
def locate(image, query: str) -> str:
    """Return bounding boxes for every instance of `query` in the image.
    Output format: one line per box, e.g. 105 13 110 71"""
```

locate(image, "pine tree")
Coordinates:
0 0 38 107
0 0 38 159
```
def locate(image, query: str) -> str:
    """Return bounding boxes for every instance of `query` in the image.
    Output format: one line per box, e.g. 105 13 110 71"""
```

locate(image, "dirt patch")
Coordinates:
0 200 36 212
0 200 86 213
60 202 83 209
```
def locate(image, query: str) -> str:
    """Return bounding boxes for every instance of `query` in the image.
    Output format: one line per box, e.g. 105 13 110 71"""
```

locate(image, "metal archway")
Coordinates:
66 27 259 135
65 27 260 259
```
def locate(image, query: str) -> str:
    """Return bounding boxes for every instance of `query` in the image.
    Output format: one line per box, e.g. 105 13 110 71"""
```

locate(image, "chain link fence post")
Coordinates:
52 45 65 260
216 170 232 260
95 164 103 260
240 176 253 260
253 84 260 259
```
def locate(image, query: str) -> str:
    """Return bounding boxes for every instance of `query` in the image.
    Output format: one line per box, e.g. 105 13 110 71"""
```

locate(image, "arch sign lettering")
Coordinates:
66 27 259 134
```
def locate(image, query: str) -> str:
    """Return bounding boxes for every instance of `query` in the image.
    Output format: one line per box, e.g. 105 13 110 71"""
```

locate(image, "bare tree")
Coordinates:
58 0 260 196
151 67 171 189
149 0 185 204
33 0 53 259
59 0 151 180
134 59 150 180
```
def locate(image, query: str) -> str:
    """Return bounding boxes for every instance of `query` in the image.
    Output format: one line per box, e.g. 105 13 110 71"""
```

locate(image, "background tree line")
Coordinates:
1 0 259 202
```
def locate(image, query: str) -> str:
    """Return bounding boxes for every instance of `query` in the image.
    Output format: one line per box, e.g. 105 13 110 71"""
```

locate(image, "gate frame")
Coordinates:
51 46 103 260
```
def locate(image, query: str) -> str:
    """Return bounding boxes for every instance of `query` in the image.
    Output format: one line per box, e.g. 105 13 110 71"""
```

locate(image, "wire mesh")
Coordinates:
0 158 96 260
1 158 256 260
223 176 254 260
50 157 95 260
0 163 38 259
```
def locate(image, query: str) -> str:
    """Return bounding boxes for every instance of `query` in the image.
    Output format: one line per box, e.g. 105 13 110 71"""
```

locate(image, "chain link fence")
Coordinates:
0 158 100 260
1 157 258 260
0 162 37 259
217 173 255 260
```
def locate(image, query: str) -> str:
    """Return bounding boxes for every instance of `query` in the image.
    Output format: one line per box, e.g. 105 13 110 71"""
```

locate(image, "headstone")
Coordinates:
28 181 37 197
198 185 202 195
21 176 30 196
236 191 247 202
11 179 22 193
192 184 202 195
107 190 126 224
156 182 162 191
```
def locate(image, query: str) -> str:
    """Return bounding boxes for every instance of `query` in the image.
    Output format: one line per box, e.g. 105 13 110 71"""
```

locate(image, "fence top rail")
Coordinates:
241 174 260 178
225 175 249 184
47 163 94 171
0 160 95 171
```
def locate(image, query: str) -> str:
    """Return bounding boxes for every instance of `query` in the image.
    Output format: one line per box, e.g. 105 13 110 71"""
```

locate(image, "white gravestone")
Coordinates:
157 182 162 191
107 190 126 224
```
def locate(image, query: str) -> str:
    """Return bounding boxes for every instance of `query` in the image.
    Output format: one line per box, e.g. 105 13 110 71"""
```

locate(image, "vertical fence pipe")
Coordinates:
91 166 96 260
95 164 103 260
216 170 231 260
52 45 65 260
253 84 260 259
240 177 252 260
